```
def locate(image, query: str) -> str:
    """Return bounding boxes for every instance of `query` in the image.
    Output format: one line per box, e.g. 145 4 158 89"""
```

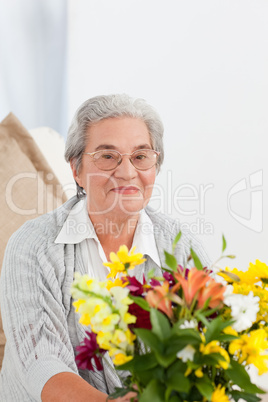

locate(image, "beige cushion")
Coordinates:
0 113 67 369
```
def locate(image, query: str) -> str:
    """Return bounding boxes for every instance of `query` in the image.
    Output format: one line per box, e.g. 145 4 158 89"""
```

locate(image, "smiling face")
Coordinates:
71 117 157 219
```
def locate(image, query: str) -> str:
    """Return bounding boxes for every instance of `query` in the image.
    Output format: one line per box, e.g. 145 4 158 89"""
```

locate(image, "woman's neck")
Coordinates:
89 212 140 259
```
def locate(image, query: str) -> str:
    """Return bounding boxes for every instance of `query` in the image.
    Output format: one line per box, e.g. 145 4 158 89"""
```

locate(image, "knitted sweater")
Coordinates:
0 196 209 401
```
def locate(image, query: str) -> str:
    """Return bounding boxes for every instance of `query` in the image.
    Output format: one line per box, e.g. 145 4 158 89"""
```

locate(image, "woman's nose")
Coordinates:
113 155 138 180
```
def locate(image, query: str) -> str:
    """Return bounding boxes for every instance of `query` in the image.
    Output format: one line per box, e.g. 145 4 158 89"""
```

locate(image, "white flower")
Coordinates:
177 345 195 362
179 320 197 329
224 284 234 298
224 291 260 332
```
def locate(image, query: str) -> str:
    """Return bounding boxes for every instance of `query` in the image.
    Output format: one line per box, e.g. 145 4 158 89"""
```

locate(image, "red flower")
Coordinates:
197 277 225 309
163 271 176 286
128 303 152 330
150 278 162 287
124 275 149 296
75 331 105 371
173 268 210 308
146 281 173 318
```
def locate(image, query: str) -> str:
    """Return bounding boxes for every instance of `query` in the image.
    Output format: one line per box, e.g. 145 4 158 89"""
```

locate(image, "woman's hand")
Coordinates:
110 391 138 402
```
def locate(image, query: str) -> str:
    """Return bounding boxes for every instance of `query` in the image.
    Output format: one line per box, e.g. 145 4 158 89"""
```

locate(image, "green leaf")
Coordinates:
166 359 187 379
150 308 171 341
190 247 203 270
166 330 202 355
231 390 262 402
147 268 156 280
134 329 163 353
226 360 265 394
154 351 177 368
222 234 227 253
116 352 158 372
168 395 181 402
195 376 214 400
194 311 210 327
226 254 236 259
166 371 190 393
128 295 150 311
135 366 165 387
164 251 178 271
217 334 239 342
261 277 268 285
139 379 166 402
107 387 132 400
205 316 233 343
199 306 220 317
199 352 227 366
172 231 182 253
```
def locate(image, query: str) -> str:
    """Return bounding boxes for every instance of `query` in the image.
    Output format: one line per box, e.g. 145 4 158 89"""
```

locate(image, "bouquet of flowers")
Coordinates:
71 234 268 401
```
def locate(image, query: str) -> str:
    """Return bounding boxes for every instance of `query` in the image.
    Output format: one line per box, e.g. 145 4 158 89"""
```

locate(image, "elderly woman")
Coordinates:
0 94 208 401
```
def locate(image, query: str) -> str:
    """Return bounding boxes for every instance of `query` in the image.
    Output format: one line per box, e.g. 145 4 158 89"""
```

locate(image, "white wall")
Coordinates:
0 0 67 136
68 0 268 269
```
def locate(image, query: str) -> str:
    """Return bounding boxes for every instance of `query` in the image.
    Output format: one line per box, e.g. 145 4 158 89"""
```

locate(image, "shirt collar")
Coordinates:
54 198 161 267
55 198 97 244
132 210 161 268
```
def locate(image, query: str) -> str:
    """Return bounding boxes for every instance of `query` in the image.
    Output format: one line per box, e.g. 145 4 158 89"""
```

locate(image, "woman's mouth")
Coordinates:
111 186 140 194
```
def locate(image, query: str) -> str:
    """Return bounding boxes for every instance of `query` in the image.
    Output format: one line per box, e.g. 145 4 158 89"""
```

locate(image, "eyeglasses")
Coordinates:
83 149 160 171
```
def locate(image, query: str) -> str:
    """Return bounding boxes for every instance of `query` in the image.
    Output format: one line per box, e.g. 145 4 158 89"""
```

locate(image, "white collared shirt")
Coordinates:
55 198 160 280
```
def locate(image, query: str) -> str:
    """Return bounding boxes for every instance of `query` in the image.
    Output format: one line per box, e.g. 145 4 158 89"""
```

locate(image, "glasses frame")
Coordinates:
83 149 160 171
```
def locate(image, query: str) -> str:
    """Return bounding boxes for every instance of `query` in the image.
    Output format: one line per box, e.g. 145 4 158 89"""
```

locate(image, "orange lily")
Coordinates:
174 268 210 308
146 281 173 318
197 277 226 309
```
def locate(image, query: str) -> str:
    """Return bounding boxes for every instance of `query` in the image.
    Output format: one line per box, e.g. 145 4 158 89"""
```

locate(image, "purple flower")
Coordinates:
75 331 105 372
163 271 176 286
150 278 161 287
124 275 147 296
177 265 191 279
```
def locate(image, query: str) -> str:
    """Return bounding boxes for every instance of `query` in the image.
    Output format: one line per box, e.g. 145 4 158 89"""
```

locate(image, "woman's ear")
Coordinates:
70 159 82 188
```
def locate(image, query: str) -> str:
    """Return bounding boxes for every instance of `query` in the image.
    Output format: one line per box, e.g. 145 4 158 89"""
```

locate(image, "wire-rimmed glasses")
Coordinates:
83 149 160 171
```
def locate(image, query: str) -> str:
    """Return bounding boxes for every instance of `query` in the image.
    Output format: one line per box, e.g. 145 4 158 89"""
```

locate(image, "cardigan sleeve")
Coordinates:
0 220 78 401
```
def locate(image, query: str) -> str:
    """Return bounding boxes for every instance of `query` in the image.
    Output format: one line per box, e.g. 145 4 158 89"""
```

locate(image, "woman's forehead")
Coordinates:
85 117 151 150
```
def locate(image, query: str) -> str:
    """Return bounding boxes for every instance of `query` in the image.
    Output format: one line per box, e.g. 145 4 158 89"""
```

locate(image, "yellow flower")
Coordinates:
91 311 120 333
212 385 230 402
110 328 136 350
111 352 133 366
249 260 268 284
71 274 109 299
184 366 203 378
218 267 257 285
125 328 136 344
104 245 146 279
74 298 109 326
97 331 113 350
106 278 128 290
79 313 91 326
123 312 137 325
229 329 268 375
185 367 192 377
223 326 238 337
73 299 86 312
195 367 203 378
200 341 230 370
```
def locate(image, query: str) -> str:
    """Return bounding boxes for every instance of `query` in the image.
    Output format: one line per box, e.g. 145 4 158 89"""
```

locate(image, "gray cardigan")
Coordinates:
0 196 209 401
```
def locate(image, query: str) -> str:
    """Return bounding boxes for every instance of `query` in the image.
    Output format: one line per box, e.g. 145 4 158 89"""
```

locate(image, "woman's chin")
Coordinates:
111 201 144 216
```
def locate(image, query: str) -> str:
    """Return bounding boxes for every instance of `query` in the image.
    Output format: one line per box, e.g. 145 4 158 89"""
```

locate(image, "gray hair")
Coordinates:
65 94 164 198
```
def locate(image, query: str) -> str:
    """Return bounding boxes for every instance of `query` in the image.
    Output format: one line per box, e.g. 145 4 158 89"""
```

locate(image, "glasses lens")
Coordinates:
93 150 119 170
131 149 158 170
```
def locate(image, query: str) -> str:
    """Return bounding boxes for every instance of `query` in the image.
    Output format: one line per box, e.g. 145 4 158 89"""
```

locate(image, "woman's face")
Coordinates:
72 117 157 218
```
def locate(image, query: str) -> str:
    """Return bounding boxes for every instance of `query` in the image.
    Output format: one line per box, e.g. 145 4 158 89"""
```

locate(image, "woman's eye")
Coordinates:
101 153 115 160
135 153 147 160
